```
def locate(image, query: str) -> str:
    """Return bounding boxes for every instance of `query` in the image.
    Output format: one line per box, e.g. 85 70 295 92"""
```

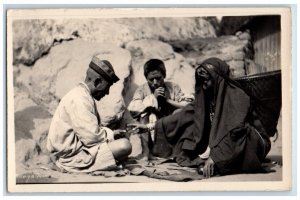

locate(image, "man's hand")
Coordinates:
126 123 148 131
183 94 195 102
154 87 165 98
203 157 215 178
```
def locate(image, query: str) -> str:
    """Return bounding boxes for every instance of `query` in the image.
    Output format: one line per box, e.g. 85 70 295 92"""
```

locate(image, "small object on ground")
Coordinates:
126 123 149 133
146 161 155 167
117 163 123 170
197 165 204 175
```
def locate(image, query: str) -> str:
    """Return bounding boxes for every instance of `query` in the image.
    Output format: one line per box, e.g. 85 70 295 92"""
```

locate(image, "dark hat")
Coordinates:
143 59 166 77
89 55 120 83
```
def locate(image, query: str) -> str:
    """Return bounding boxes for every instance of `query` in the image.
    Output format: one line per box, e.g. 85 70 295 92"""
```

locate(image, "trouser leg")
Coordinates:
138 114 151 160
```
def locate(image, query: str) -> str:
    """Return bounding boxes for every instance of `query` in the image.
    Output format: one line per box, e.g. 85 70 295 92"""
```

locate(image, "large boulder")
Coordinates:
13 17 217 66
16 39 132 127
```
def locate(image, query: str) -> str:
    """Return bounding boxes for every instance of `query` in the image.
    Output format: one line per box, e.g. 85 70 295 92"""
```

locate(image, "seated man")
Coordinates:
47 55 132 173
127 58 193 159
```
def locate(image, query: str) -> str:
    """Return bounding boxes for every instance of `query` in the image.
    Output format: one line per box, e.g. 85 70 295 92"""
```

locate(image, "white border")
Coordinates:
6 7 292 193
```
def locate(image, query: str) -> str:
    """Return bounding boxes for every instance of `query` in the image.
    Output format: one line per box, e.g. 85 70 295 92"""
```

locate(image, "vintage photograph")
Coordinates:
7 8 292 192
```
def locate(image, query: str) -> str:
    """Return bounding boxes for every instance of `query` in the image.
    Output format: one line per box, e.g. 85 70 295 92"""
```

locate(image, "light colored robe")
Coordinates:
128 81 191 119
47 82 116 173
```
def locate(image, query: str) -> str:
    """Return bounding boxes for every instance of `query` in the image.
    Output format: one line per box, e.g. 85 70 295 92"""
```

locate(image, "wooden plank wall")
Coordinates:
252 16 281 73
253 32 281 72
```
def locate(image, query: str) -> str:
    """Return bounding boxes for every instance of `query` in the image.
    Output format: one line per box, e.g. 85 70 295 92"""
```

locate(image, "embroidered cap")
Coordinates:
89 55 120 83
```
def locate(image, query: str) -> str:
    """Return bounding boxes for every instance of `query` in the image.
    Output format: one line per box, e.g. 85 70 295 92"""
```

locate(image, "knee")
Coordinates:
173 108 182 114
119 138 132 155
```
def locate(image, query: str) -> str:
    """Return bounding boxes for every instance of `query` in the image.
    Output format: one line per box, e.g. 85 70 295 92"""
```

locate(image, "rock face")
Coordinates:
14 86 52 174
219 16 255 35
169 31 253 77
13 17 217 66
16 39 132 126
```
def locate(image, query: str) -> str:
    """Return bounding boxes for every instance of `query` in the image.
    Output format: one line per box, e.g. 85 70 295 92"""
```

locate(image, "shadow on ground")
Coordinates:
15 106 52 141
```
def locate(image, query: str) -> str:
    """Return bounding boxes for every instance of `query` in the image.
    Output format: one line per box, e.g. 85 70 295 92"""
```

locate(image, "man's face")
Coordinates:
146 70 165 90
92 78 112 101
197 67 213 90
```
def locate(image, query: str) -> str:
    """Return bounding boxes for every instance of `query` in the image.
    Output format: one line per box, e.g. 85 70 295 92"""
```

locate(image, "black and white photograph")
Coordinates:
6 8 292 192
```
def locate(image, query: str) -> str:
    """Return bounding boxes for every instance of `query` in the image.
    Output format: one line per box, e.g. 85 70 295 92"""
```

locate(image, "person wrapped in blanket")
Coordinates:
127 58 194 159
150 57 271 178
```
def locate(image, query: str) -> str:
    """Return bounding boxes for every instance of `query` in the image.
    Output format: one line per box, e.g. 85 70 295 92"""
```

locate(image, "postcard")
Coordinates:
7 7 292 192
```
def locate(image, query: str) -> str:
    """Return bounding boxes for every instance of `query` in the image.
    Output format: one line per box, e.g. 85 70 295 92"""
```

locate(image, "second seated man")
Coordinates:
128 58 194 159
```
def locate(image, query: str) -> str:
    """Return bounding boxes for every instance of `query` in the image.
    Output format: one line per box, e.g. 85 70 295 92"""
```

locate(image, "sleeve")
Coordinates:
172 83 195 104
128 86 158 118
69 98 108 147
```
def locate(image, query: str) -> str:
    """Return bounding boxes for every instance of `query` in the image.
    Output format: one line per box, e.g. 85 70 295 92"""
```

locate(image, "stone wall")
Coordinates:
169 31 253 77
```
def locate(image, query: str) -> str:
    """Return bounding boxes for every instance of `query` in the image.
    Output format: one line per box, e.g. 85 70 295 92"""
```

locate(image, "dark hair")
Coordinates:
143 59 166 77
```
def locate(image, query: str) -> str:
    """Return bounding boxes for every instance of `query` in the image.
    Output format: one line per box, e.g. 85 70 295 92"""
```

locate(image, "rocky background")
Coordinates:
13 17 261 175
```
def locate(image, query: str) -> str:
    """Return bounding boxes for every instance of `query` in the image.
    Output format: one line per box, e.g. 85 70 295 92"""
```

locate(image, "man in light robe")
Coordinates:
47 55 132 173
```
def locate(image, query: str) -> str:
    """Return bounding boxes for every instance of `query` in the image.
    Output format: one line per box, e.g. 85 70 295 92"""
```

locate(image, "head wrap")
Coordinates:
195 57 240 101
89 55 120 84
143 59 166 78
198 57 230 78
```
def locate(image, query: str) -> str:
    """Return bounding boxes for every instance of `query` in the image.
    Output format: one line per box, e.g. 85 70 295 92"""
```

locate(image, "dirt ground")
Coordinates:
16 115 282 184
